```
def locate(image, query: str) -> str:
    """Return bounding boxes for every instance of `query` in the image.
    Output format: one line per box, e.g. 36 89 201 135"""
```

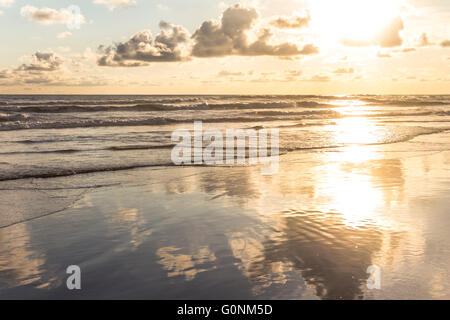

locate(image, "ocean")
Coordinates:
1 94 448 182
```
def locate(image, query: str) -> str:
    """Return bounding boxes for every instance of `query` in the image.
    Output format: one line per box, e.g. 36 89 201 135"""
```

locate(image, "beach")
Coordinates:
1 95 450 299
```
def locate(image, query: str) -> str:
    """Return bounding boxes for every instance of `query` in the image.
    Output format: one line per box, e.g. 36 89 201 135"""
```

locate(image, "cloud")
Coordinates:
285 70 302 77
20 5 86 25
419 32 431 46
72 47 96 61
57 31 72 39
23 77 53 84
98 21 190 67
376 51 392 58
156 4 169 11
340 39 371 47
309 75 330 82
16 52 64 72
0 0 14 7
191 5 258 57
56 46 71 52
375 16 404 48
398 47 416 53
269 13 311 29
191 4 318 58
0 50 114 87
441 40 450 47
0 70 9 78
218 70 244 77
342 16 404 48
297 43 319 55
95 4 318 67
93 0 136 10
334 67 354 74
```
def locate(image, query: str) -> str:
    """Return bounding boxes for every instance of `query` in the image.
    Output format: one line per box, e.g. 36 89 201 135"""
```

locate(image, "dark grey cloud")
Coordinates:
192 4 318 58
98 21 190 67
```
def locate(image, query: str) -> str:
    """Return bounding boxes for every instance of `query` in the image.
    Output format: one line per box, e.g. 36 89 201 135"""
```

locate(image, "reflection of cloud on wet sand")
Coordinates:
112 208 153 250
0 224 48 288
156 246 216 281
227 231 308 297
246 210 391 299
181 149 409 299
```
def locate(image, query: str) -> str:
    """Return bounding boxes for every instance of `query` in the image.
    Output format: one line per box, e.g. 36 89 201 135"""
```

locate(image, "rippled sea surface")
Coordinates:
1 95 450 299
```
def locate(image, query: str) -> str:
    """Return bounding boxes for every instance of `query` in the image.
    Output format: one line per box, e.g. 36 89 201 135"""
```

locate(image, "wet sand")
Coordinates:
1 131 450 299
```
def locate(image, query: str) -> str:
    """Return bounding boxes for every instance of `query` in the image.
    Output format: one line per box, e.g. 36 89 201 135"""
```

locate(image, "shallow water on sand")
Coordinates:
1 130 450 299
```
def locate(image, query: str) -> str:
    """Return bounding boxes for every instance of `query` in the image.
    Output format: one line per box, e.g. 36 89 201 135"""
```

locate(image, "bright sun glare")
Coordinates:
312 0 401 44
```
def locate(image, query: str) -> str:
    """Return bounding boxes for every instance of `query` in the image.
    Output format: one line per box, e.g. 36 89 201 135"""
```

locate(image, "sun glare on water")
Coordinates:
311 0 401 45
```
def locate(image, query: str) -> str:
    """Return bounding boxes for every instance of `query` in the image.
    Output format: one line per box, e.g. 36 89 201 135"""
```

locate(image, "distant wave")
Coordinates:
107 144 176 151
0 113 30 122
0 144 178 155
0 101 337 113
2 109 450 131
245 110 342 117
0 97 204 107
0 149 81 155
362 97 450 106
0 114 344 131
0 163 175 182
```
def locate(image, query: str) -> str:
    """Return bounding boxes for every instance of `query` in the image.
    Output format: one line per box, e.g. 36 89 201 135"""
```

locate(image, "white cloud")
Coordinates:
16 52 64 72
57 31 73 39
93 0 137 10
98 22 190 66
20 5 86 25
192 4 318 57
56 47 71 52
269 13 311 29
0 0 14 7
341 16 405 48
156 4 169 11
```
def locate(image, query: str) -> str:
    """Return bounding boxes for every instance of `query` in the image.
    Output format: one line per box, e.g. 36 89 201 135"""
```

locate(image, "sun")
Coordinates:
311 0 401 45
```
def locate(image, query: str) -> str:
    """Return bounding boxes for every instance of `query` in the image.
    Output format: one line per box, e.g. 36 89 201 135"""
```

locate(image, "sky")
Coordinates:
0 0 449 94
